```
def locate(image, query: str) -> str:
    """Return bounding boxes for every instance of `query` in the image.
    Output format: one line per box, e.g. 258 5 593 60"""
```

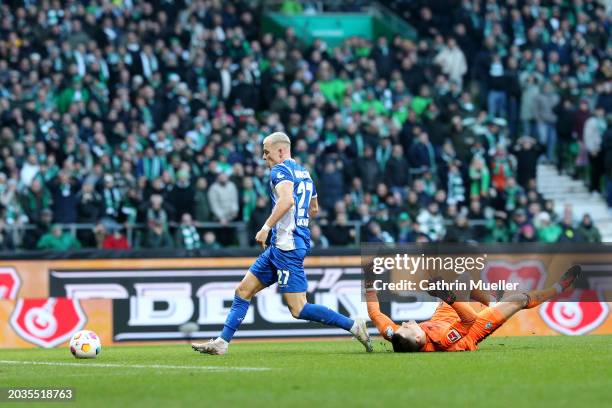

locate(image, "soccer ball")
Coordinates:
69 330 101 359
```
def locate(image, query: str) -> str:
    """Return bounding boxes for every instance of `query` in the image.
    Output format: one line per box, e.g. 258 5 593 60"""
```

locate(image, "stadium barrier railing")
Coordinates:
0 218 488 252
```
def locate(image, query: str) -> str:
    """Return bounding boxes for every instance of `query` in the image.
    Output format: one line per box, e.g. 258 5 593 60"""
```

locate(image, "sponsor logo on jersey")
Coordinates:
447 329 462 343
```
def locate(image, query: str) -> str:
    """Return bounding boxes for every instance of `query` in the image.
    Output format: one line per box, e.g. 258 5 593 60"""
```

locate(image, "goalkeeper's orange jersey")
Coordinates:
418 303 479 351
366 291 506 352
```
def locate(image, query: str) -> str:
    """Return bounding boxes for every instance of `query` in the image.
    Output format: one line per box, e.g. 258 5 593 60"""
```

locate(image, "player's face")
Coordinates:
262 142 282 168
395 321 426 346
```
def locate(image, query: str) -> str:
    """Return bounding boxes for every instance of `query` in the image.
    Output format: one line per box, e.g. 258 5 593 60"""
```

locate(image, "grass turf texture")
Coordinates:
1 336 610 408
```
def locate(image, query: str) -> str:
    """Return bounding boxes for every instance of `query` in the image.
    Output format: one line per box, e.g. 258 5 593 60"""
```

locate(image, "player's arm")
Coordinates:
366 288 400 341
428 284 477 328
427 278 478 347
308 196 319 218
364 261 399 341
255 181 294 248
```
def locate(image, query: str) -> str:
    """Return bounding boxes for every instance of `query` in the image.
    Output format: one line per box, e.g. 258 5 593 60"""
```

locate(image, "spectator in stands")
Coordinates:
0 0 608 250
310 224 330 248
355 146 380 193
434 37 467 89
533 82 560 163
193 178 212 223
396 212 416 243
576 214 602 243
535 212 562 243
37 225 81 250
385 145 410 192
512 137 543 188
146 194 169 232
486 211 511 243
319 161 344 213
468 156 490 199
558 211 578 243
201 231 222 250
101 175 122 220
0 218 15 251
366 221 394 243
445 213 474 243
96 223 130 250
416 201 445 242
519 73 540 139
409 132 435 177
517 224 538 243
208 173 239 224
584 107 607 193
142 219 174 249
325 212 356 246
21 179 52 225
176 213 202 250
50 171 79 224
168 170 195 222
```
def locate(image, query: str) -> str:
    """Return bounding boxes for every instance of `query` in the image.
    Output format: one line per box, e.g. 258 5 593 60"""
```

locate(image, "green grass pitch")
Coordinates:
1 336 611 407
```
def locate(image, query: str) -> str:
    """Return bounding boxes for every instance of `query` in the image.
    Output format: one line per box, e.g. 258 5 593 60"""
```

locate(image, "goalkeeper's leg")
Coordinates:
522 265 582 308
489 265 582 318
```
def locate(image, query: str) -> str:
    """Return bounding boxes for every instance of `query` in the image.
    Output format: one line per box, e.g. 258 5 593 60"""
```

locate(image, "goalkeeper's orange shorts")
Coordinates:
465 306 507 346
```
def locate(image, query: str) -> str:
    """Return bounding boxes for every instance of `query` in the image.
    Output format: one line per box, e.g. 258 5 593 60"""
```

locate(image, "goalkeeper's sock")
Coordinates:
524 284 563 309
220 294 250 342
298 303 354 331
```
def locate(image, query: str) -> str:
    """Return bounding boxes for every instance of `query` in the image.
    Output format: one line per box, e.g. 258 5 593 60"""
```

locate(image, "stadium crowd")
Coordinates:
0 0 610 251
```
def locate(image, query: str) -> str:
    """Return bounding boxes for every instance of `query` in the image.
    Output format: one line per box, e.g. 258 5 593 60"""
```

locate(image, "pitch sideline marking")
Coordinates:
0 360 271 372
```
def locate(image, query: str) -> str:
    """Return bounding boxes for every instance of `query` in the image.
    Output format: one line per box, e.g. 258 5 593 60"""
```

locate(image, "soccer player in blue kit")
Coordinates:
192 132 372 355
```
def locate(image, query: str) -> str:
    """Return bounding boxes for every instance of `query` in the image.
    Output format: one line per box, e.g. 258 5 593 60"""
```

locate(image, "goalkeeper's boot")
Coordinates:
350 318 373 353
558 265 582 291
192 338 228 355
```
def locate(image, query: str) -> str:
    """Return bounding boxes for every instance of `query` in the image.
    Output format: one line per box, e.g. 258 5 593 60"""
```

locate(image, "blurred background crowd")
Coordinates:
0 0 610 251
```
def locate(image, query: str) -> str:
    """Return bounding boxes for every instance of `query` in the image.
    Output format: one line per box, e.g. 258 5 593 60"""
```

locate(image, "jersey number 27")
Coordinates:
296 181 313 218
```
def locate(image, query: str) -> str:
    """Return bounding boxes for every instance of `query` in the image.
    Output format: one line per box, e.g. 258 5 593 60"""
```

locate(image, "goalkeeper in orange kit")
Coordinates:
366 265 582 352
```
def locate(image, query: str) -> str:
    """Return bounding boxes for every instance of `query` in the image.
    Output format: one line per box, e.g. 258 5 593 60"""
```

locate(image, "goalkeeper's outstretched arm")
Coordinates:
366 289 400 341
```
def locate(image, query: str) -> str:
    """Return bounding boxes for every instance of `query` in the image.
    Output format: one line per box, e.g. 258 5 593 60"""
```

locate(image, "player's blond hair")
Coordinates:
263 132 291 148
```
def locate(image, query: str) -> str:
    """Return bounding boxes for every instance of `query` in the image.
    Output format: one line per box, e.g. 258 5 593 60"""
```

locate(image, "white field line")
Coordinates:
0 360 271 372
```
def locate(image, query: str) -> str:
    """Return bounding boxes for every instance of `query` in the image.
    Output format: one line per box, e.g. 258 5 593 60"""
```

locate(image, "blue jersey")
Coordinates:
269 159 317 251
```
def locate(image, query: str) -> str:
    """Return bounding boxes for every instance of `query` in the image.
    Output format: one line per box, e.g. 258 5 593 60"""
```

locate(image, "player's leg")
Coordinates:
490 295 528 319
467 266 583 346
470 287 499 306
283 291 372 352
283 291 351 330
522 265 582 309
193 249 275 355
218 271 266 342
276 248 372 352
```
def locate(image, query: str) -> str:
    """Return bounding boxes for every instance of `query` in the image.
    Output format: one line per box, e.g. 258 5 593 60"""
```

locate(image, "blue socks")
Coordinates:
220 294 250 342
298 303 354 331
220 296 354 342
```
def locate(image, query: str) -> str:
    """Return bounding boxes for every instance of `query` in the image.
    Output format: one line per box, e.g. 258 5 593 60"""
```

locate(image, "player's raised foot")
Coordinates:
192 338 228 355
558 265 582 291
350 318 373 353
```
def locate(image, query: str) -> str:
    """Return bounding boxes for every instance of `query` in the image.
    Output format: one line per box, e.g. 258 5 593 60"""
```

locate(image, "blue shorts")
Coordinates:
249 246 308 293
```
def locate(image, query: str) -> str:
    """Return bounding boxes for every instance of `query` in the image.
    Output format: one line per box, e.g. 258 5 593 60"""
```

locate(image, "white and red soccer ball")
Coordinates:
69 330 101 359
